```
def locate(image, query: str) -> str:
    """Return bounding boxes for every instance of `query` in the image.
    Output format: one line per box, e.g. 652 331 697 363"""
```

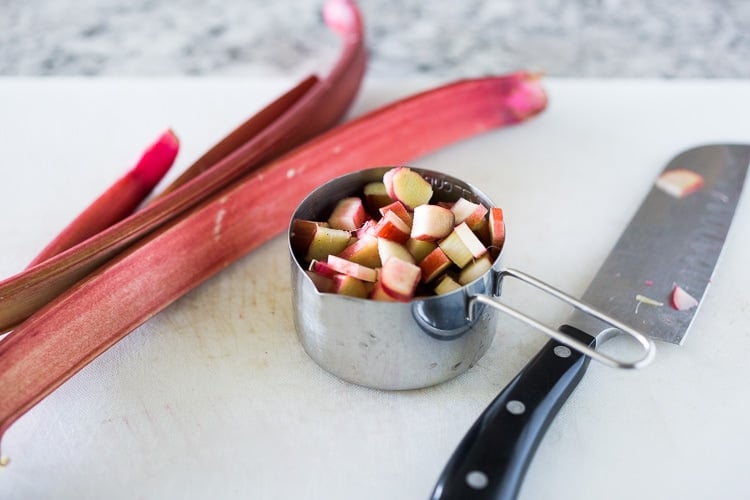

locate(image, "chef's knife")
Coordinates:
430 143 750 500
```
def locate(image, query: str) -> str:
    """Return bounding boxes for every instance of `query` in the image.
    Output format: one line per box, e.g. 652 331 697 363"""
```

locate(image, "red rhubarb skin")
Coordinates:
0 72 547 450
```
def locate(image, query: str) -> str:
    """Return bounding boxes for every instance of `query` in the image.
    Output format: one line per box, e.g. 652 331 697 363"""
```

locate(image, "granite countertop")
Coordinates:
1 0 748 79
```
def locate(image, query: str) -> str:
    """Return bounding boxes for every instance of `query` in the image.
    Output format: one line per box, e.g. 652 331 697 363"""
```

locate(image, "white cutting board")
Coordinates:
1 78 749 500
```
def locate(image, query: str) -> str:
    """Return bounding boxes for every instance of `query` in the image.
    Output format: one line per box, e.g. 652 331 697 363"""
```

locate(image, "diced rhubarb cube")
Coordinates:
438 230 473 268
458 254 492 285
379 200 412 225
369 280 398 302
338 234 381 268
363 181 393 213
419 247 452 283
326 254 377 282
328 196 367 231
309 259 338 279
373 210 411 243
385 166 434 209
434 274 462 295
292 219 352 262
451 197 488 230
411 204 454 241
406 238 437 262
454 222 487 259
332 274 368 298
377 237 415 264
355 219 377 239
489 207 506 250
379 257 422 301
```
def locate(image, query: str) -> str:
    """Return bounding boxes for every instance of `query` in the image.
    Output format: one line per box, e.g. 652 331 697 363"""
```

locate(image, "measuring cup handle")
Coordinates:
430 326 595 500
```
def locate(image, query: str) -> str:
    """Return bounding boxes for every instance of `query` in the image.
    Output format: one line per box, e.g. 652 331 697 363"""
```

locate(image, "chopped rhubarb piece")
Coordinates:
327 196 367 231
307 226 352 262
406 238 437 262
450 197 488 229
292 220 352 262
434 274 462 295
411 204 455 241
459 255 492 285
379 200 412 225
670 284 699 311
379 257 422 301
332 274 368 298
382 167 398 200
439 230 473 268
363 181 392 213
377 237 415 265
656 169 704 198
419 247 453 283
337 234 381 268
488 207 506 250
373 210 411 243
472 218 491 247
327 254 377 282
355 218 377 238
454 222 487 258
309 259 338 279
386 166 434 209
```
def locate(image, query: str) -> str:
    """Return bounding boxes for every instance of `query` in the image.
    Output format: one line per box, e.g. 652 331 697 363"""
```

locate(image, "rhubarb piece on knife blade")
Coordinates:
656 168 704 198
670 284 699 311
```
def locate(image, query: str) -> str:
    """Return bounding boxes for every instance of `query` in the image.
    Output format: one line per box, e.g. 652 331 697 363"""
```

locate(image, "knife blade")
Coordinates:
430 144 750 500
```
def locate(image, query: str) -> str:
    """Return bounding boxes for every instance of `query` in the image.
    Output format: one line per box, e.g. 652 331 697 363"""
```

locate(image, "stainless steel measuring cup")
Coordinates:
288 167 653 390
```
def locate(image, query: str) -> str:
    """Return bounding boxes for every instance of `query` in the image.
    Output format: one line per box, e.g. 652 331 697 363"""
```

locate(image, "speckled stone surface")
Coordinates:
1 0 748 78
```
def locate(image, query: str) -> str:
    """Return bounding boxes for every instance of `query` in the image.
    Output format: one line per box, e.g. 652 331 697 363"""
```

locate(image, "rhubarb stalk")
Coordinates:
0 0 366 333
27 129 179 268
0 72 547 452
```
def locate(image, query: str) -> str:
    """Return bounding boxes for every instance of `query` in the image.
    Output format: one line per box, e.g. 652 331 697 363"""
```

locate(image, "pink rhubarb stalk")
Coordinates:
0 0 366 333
27 129 179 268
0 72 547 452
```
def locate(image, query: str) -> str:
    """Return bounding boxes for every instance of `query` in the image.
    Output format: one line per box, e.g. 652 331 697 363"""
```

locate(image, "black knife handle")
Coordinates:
430 325 596 500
